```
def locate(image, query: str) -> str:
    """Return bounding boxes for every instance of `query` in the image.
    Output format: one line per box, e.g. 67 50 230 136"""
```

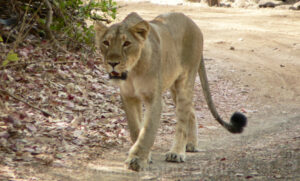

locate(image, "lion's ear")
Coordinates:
124 12 150 41
94 21 108 47
130 20 150 41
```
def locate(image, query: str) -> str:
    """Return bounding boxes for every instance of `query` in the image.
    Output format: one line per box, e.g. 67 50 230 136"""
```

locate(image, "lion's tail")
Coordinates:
198 56 247 133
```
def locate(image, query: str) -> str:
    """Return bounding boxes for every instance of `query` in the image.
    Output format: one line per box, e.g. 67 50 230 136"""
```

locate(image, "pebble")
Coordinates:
235 173 244 177
250 171 259 176
0 131 10 139
274 174 282 178
55 153 64 159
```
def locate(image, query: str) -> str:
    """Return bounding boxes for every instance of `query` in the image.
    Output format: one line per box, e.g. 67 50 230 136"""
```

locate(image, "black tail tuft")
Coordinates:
229 112 247 133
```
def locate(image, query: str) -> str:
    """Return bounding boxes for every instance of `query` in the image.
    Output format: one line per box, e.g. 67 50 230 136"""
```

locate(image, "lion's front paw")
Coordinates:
186 143 199 152
165 152 185 162
125 156 148 171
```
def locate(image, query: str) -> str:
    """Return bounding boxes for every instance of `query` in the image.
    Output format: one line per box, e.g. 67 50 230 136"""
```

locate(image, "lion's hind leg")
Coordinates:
186 109 199 152
166 73 198 162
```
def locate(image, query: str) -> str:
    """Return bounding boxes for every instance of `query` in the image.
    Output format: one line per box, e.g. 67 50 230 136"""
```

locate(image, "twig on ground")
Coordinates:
0 60 80 70
0 89 54 117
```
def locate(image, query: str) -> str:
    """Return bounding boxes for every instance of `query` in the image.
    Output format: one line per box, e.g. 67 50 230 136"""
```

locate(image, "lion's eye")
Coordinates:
103 40 110 46
123 41 131 47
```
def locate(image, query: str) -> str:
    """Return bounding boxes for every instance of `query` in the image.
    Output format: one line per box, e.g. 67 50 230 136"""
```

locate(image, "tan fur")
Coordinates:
95 12 225 171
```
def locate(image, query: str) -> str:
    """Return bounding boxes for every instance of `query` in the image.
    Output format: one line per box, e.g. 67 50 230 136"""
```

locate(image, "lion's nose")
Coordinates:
108 62 120 68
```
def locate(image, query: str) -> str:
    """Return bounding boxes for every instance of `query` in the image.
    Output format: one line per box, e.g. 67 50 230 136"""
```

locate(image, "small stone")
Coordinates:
141 175 157 180
73 130 83 138
30 150 41 155
12 119 23 129
259 1 277 8
206 126 218 130
26 124 37 132
52 160 65 167
236 173 244 177
66 83 75 92
22 152 33 162
0 131 10 139
274 174 282 178
55 153 64 159
240 90 249 94
58 91 68 98
24 147 35 153
230 46 235 50
35 154 54 165
250 171 259 176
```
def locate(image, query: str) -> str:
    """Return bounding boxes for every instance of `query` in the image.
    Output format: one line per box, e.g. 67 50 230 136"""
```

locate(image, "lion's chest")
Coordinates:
120 76 157 101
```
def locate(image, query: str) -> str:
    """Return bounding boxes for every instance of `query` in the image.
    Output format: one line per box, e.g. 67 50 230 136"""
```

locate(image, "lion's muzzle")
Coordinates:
109 71 128 80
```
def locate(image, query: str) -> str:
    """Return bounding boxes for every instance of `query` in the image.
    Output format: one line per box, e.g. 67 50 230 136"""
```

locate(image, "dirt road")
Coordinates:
8 2 300 180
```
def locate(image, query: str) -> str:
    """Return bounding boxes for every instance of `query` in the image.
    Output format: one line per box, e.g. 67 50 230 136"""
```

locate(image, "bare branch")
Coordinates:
0 89 54 118
0 60 80 70
43 0 68 53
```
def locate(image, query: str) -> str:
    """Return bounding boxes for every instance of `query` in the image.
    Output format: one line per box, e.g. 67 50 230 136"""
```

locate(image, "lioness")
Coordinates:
95 12 247 171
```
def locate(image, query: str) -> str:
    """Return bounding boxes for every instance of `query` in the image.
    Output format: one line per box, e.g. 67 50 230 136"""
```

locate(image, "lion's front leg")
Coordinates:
121 96 142 143
125 94 162 171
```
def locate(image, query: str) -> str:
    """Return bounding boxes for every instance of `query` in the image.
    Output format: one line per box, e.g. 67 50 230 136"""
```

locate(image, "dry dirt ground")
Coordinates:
4 2 300 181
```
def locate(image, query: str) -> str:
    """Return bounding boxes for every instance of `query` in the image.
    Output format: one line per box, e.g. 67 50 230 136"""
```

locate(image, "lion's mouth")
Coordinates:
109 71 127 80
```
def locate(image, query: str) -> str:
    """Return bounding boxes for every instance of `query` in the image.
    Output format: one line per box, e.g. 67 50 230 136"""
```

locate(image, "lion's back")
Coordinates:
150 12 203 65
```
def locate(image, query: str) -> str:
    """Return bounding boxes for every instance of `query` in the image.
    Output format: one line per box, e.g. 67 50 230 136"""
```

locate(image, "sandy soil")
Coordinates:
6 2 300 180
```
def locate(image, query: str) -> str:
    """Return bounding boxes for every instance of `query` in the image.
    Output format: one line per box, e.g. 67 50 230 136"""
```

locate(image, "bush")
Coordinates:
1 0 117 50
49 0 117 47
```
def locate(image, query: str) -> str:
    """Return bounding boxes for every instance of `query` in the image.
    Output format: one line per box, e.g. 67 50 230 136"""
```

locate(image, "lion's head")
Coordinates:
95 13 150 80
